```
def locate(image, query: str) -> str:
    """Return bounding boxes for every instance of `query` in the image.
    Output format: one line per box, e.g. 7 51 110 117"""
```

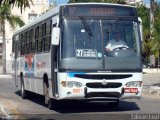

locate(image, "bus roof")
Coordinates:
13 3 135 36
65 2 135 8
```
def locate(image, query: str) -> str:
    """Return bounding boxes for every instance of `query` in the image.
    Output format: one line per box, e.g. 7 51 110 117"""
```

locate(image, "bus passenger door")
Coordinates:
14 41 18 87
51 17 60 98
51 46 58 97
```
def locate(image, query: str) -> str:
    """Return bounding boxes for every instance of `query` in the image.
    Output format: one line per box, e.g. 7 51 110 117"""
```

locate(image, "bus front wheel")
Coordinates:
48 98 54 110
48 98 61 110
43 81 53 109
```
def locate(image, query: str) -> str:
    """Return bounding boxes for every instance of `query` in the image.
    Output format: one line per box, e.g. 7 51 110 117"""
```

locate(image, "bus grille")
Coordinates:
74 74 132 80
85 92 121 98
86 82 122 88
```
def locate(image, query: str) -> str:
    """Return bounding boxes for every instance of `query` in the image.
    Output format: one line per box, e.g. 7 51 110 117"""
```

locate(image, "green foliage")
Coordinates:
0 0 33 13
154 5 160 36
136 5 151 60
137 2 160 63
151 4 160 58
0 4 25 29
137 5 150 38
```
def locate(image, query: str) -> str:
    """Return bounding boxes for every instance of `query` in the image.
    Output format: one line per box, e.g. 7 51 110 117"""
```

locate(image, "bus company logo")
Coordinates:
25 54 34 77
102 79 108 85
36 62 45 69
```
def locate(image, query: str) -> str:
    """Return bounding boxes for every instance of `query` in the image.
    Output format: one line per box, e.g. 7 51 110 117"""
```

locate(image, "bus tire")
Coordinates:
48 98 60 110
43 81 49 104
43 82 54 110
48 98 54 110
43 74 58 110
21 80 27 99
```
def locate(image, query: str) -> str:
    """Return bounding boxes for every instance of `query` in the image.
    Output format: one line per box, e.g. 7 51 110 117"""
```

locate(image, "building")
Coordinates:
0 0 50 73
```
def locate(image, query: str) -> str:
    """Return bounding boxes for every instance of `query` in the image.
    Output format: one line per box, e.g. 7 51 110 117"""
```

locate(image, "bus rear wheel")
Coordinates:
21 80 27 99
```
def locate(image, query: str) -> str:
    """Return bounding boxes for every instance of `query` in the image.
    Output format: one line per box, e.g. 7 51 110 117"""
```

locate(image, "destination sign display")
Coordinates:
76 49 97 58
62 5 136 17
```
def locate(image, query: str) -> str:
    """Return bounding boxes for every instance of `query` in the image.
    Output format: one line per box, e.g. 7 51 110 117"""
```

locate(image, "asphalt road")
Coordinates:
0 76 160 120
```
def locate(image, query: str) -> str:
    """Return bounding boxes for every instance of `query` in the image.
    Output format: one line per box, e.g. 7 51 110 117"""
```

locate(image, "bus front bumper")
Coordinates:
57 86 142 101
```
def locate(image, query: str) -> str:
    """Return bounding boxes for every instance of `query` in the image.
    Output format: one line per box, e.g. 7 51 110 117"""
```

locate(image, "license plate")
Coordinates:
124 88 138 93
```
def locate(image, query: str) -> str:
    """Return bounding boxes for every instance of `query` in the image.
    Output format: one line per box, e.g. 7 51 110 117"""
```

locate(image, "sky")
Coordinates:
48 0 68 5
144 0 160 4
51 0 160 5
56 0 68 5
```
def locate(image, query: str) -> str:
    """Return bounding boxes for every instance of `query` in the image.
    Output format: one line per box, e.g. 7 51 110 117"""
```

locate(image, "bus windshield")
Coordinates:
60 17 141 71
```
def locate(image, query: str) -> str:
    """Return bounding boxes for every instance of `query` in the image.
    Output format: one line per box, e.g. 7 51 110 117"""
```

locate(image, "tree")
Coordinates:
136 5 150 62
0 0 33 12
0 4 25 73
150 3 160 66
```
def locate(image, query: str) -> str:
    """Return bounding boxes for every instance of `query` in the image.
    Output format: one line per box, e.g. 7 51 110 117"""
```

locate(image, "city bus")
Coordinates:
12 3 143 109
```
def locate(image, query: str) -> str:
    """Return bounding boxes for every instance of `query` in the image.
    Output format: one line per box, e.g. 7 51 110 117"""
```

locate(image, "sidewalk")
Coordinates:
0 74 12 79
143 73 160 96
143 68 160 73
143 73 160 85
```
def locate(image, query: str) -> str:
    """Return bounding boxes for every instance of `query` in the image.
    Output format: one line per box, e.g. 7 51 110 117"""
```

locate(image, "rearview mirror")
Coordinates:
138 17 143 41
51 27 60 45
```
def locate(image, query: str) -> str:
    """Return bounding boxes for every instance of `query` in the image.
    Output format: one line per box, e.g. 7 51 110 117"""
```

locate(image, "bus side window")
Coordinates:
20 34 22 55
37 24 43 53
44 20 51 52
24 31 28 55
35 26 39 53
30 28 35 53
12 37 15 53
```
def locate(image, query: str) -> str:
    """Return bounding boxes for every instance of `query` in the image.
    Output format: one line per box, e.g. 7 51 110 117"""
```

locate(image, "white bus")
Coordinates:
12 3 143 109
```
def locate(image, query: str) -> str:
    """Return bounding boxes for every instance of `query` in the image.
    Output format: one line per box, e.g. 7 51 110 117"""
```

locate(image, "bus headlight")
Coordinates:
125 81 142 87
67 81 83 88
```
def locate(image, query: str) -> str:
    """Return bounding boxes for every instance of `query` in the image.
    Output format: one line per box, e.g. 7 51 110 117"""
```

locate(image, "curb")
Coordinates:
149 86 160 95
142 85 160 96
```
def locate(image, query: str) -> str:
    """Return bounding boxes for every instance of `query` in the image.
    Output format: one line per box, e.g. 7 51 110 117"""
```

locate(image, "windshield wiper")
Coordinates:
79 16 93 36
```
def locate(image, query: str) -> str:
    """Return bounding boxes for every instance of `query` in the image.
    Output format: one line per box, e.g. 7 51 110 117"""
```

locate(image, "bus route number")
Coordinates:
76 49 97 57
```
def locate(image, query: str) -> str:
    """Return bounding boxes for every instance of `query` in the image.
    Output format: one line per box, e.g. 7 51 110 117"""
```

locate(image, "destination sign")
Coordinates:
76 49 97 58
62 5 136 17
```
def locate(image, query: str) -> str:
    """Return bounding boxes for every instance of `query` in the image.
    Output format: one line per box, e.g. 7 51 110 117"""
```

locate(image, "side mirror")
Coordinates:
51 27 60 45
138 17 143 41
